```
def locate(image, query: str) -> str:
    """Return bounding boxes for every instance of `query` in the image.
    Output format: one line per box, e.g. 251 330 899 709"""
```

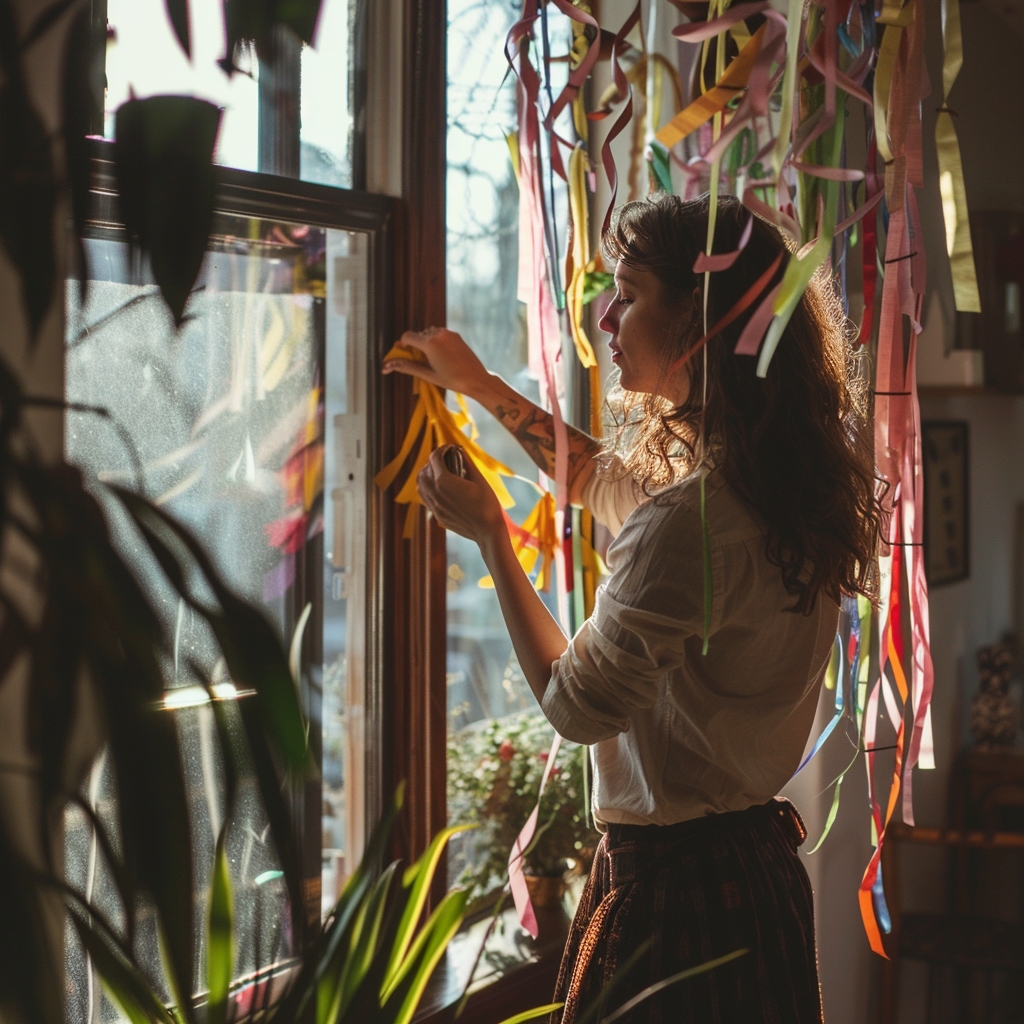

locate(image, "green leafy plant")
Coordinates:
448 711 599 905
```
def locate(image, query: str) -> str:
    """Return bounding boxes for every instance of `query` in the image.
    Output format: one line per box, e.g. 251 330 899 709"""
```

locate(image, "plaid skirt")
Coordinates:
552 799 823 1024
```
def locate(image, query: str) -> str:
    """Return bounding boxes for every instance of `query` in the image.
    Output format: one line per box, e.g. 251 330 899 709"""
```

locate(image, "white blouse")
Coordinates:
540 465 838 827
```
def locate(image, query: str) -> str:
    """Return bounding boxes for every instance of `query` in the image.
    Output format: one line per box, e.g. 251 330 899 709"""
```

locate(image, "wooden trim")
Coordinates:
378 0 448 872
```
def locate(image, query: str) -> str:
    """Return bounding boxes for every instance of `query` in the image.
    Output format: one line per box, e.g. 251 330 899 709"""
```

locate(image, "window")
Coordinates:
64 152 394 1021
441 0 598 999
62 0 403 1011
103 0 356 185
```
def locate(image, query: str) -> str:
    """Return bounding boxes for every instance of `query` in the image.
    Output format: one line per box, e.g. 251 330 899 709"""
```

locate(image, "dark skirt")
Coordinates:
552 799 823 1024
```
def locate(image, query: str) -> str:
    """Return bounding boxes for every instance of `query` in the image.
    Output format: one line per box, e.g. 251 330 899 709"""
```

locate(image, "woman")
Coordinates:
383 192 881 1023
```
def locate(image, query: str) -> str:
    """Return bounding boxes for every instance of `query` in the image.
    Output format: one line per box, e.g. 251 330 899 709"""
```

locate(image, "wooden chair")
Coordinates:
879 822 1024 1024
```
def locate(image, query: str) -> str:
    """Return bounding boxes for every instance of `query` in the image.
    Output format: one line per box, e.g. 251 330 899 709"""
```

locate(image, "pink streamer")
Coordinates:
504 0 579 933
507 734 562 938
598 2 641 235
693 214 754 272
672 1 772 42
732 282 780 356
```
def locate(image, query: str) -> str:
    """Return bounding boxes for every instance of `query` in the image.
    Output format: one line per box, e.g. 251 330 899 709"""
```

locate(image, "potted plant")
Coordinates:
447 711 600 911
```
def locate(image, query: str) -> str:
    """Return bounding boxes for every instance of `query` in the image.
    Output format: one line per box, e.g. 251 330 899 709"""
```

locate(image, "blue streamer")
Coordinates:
872 862 892 934
792 633 844 776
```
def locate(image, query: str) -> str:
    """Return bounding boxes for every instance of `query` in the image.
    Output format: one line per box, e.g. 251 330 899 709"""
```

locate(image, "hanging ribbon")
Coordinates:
480 492 558 592
655 23 768 151
503 0 585 935
596 2 642 236
507 733 562 939
935 0 981 312
374 343 515 538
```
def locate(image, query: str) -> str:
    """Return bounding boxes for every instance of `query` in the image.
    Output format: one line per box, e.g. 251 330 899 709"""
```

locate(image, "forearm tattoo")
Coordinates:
495 396 601 486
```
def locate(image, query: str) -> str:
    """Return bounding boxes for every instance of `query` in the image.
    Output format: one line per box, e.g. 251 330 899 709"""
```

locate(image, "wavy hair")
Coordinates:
603 191 883 613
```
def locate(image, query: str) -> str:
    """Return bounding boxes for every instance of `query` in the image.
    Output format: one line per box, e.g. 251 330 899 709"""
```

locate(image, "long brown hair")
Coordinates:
603 191 882 613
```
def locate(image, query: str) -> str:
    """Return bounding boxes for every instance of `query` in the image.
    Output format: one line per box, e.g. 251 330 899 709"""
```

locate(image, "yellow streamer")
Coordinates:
872 2 913 166
374 344 516 538
936 0 981 312
563 146 603 612
480 491 558 592
655 24 767 151
565 146 598 371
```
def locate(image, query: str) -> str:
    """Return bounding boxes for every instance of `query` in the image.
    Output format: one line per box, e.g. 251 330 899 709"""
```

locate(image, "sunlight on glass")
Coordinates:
301 0 354 187
161 682 252 710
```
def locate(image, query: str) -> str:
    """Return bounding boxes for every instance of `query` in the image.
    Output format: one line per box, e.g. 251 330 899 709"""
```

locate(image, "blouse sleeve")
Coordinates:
578 457 642 537
540 497 712 744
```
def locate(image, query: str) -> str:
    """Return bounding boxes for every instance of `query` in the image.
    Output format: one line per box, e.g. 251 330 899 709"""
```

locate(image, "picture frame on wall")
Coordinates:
923 420 970 586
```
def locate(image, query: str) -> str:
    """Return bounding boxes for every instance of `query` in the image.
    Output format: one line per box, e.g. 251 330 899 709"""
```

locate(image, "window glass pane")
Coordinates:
301 0 355 188
445 0 596 934
104 0 357 185
63 213 367 1019
104 0 260 171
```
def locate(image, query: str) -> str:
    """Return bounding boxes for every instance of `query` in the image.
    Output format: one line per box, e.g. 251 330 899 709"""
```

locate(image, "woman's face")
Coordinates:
599 263 693 402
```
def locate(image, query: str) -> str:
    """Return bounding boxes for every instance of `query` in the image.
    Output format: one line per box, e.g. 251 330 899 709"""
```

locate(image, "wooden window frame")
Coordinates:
394 3 578 1021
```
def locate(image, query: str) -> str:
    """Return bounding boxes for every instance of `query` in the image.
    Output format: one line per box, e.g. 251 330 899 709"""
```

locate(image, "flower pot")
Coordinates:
524 873 568 908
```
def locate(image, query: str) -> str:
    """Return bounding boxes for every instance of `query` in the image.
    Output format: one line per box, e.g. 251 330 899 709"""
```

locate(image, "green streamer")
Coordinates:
648 139 672 192
757 104 846 378
807 774 844 854
701 475 712 656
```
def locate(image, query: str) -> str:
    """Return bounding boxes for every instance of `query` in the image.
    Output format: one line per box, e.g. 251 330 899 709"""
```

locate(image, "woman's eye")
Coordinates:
617 296 632 306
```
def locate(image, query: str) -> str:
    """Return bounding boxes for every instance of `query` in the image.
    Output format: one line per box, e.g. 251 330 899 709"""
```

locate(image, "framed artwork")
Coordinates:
923 420 970 586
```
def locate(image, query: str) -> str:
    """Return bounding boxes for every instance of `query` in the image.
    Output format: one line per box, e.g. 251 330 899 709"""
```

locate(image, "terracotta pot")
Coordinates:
524 873 568 908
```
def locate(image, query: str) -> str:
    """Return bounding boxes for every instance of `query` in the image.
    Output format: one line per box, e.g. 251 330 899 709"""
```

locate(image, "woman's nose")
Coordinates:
598 304 616 335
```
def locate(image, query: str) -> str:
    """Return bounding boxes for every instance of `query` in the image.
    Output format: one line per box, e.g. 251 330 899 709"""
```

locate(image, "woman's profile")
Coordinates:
383 191 882 1024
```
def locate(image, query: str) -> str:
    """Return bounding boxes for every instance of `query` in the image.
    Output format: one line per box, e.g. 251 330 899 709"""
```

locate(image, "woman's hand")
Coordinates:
382 328 491 399
416 445 505 547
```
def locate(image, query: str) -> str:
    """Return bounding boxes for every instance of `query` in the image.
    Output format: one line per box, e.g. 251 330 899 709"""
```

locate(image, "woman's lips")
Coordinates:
609 344 621 363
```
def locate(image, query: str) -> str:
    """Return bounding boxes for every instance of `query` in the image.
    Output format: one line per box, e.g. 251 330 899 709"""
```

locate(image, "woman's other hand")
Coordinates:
417 445 504 546
382 328 490 398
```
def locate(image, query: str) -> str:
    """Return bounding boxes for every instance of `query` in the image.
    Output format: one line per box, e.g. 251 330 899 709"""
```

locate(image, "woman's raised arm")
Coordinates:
383 328 602 505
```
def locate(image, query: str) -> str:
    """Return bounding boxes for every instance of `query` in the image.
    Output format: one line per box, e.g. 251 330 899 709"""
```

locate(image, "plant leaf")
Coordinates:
0 829 62 1024
329 863 401 1022
275 786 405 1024
164 0 191 58
384 889 469 1024
113 96 221 325
382 823 473 999
68 908 178 1024
496 1005 565 1024
207 829 234 1024
222 0 324 61
101 661 197 1024
21 0 84 51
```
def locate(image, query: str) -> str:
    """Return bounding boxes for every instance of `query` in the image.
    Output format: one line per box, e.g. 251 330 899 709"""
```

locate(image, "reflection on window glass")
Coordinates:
445 0 596 917
63 214 366 1020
